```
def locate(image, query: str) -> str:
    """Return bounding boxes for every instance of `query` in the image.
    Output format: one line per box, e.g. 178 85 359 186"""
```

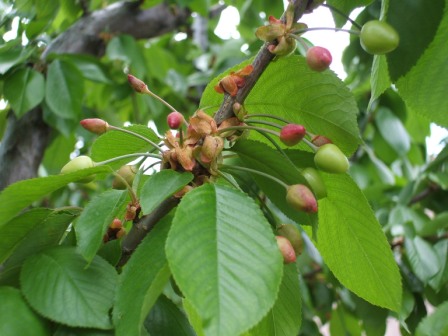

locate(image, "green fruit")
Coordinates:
314 144 349 174
277 224 303 255
360 20 399 55
60 155 95 183
112 165 137 189
301 167 327 199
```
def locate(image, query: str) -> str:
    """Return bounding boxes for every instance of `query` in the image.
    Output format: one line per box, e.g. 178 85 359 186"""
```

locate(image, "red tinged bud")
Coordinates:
110 218 123 229
280 124 306 146
277 224 303 255
80 118 109 135
276 236 296 264
167 112 184 129
127 74 149 93
286 184 318 213
306 46 332 72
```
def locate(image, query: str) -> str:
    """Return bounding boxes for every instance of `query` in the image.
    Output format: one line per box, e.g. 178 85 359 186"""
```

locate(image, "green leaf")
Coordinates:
0 165 112 228
42 133 77 175
140 170 193 215
144 295 196 336
353 296 388 336
0 286 49 336
200 57 361 156
317 174 402 311
231 139 317 226
394 0 448 127
329 304 362 336
20 247 117 329
0 208 52 264
0 210 78 286
369 55 391 107
75 189 128 263
183 298 205 336
326 0 374 27
90 125 160 170
106 35 147 78
59 54 112 83
404 231 441 285
375 107 410 155
387 0 444 81
246 263 302 336
166 184 283 336
45 59 84 119
113 214 172 336
4 68 45 117
415 301 448 336
428 240 448 291
0 44 34 75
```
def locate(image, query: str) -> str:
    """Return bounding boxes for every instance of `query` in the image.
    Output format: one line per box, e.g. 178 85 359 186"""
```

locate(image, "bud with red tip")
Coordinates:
286 184 318 213
127 74 149 93
80 118 109 135
280 124 306 146
276 236 296 264
167 112 184 129
277 224 303 255
110 218 123 230
306 46 332 72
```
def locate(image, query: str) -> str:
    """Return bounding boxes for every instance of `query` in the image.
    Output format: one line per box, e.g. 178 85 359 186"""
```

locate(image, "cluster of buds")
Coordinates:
103 218 126 242
276 223 304 264
214 65 254 96
255 2 307 56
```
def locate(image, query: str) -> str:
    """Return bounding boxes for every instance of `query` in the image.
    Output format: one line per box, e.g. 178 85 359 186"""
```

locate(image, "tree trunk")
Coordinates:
0 2 190 191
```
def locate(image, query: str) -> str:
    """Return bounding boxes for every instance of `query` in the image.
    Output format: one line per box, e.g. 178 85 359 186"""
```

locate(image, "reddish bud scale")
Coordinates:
80 118 109 135
311 135 333 147
167 112 184 129
306 46 332 72
280 124 306 146
276 236 297 264
127 74 148 93
110 218 123 229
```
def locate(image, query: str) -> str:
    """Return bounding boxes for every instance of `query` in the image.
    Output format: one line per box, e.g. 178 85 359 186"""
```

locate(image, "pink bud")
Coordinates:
286 184 318 213
167 112 184 129
127 74 149 93
280 124 306 146
306 46 332 72
80 118 109 134
276 236 297 264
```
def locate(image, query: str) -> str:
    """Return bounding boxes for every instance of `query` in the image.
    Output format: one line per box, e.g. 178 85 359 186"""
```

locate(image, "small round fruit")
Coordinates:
280 124 306 146
112 165 137 189
314 144 349 174
167 112 184 129
360 20 399 55
277 224 303 255
60 155 95 183
301 167 327 199
286 184 318 213
276 236 296 264
306 46 332 72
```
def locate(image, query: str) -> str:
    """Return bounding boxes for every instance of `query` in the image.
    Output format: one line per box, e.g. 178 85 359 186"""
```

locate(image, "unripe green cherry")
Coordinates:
112 165 137 189
360 20 399 55
60 155 95 183
301 167 327 199
277 224 303 255
314 144 349 174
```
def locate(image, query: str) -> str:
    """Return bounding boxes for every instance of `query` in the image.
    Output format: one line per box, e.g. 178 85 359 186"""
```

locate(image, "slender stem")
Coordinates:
219 164 289 189
112 171 138 204
245 113 291 124
245 119 283 129
295 36 310 51
302 138 318 152
217 125 279 137
108 125 164 152
145 89 179 114
53 206 83 212
256 130 300 169
322 4 363 30
290 27 360 36
96 153 162 166
216 170 242 191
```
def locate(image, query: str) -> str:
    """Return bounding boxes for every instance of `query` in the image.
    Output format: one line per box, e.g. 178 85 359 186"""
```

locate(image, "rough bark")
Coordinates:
0 1 190 191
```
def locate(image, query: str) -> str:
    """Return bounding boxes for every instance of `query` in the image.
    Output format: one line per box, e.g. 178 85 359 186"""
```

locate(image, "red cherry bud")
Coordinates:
167 112 184 129
276 236 297 264
306 46 332 72
110 218 123 229
127 74 149 93
286 184 318 213
80 118 109 135
280 124 306 146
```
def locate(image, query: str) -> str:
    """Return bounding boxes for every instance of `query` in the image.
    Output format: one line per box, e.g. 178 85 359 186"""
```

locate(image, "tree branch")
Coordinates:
214 0 309 125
